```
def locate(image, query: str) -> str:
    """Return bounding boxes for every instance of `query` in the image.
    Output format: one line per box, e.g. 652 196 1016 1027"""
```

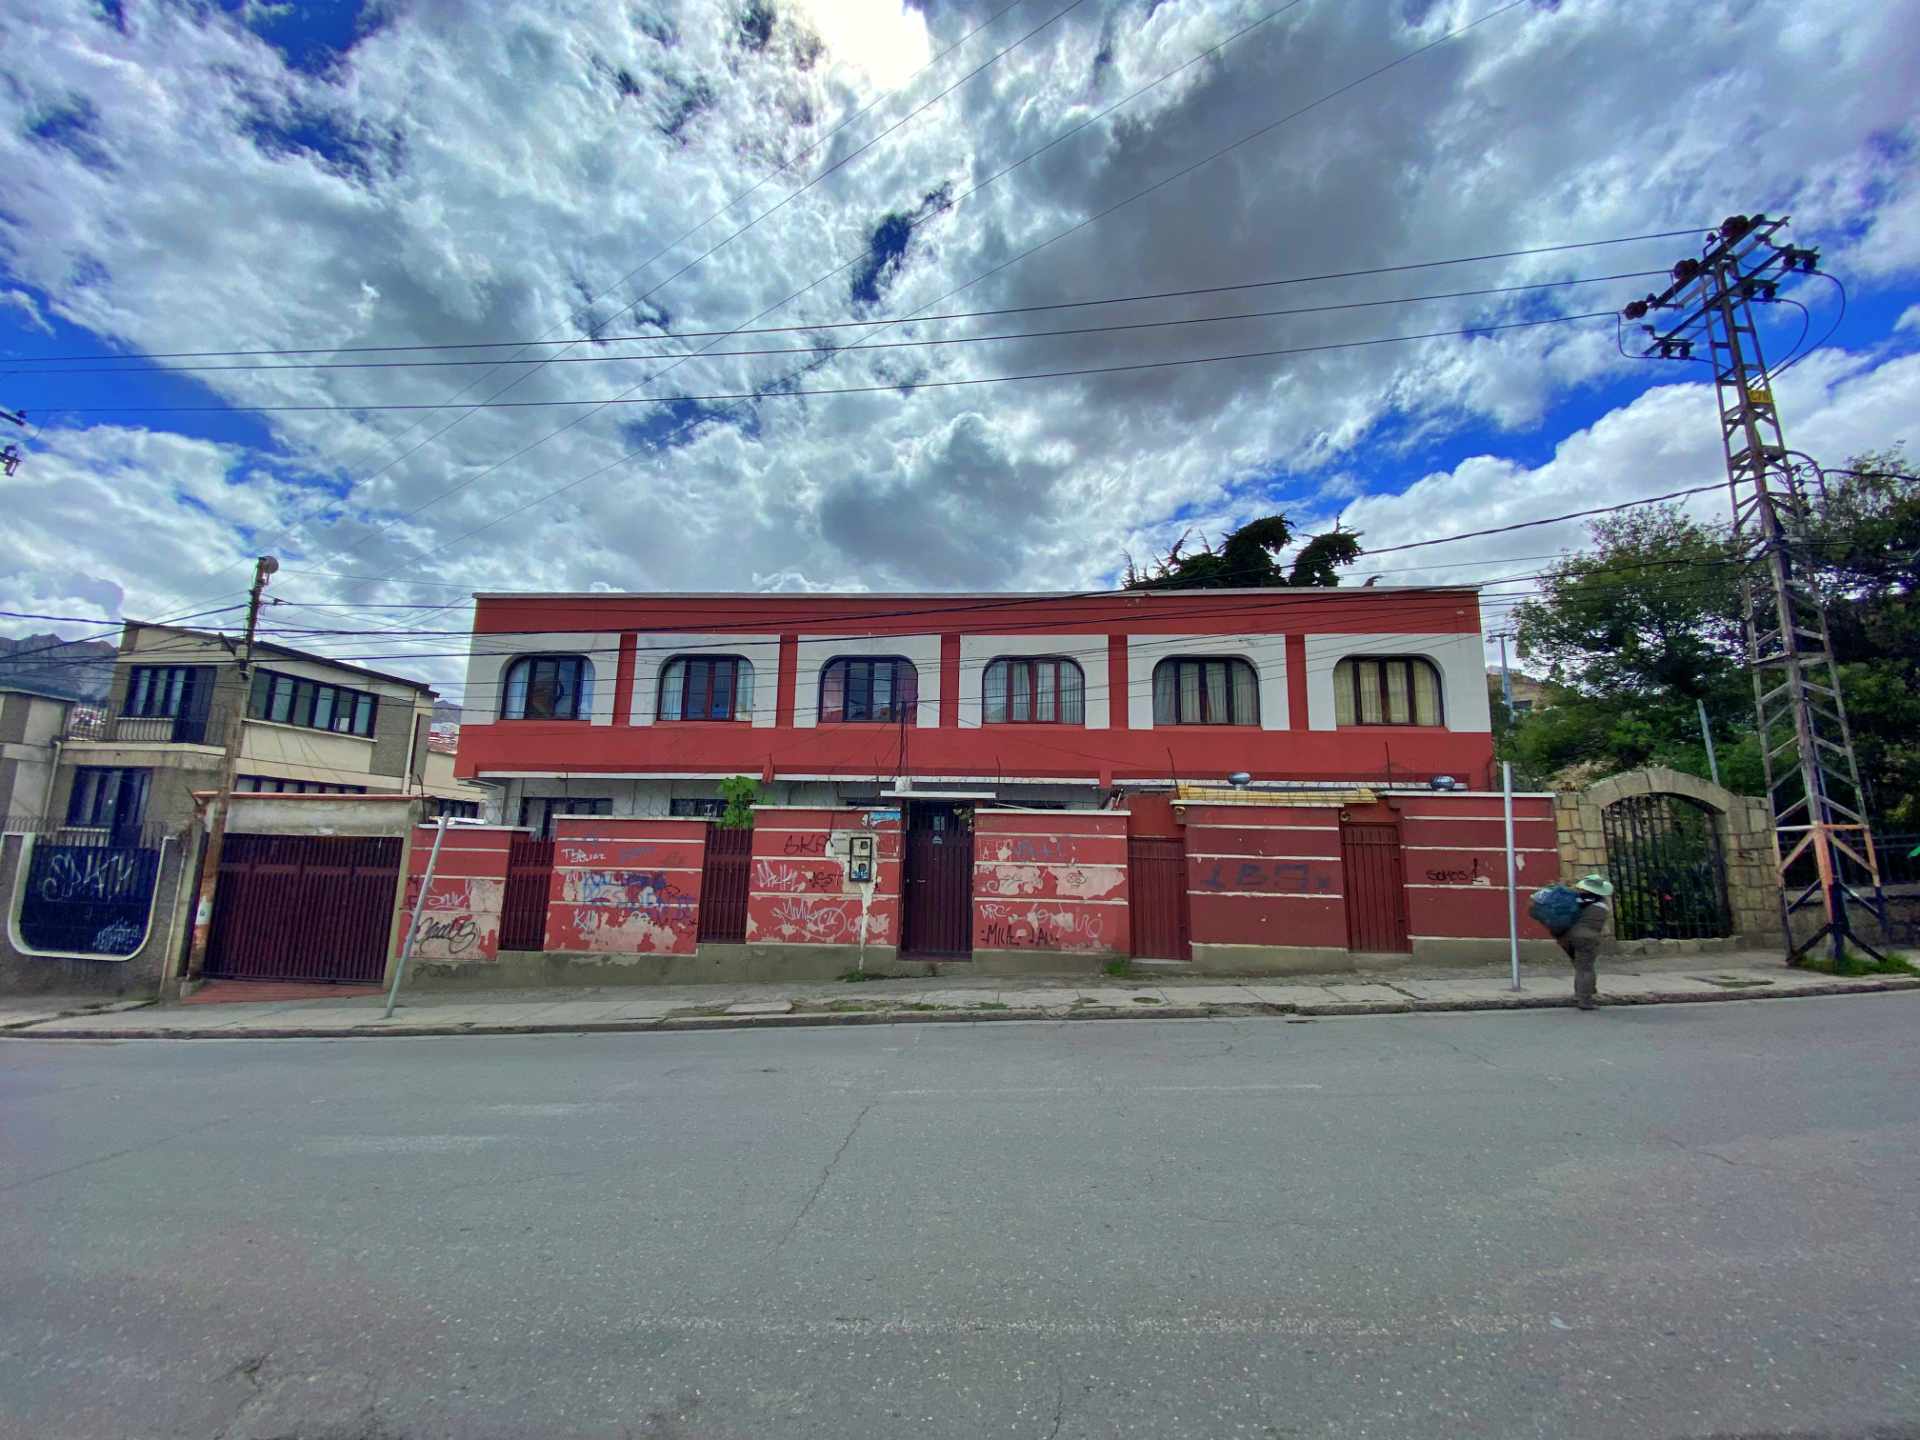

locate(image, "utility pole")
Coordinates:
1622 214 1887 964
185 554 278 979
1 404 23 477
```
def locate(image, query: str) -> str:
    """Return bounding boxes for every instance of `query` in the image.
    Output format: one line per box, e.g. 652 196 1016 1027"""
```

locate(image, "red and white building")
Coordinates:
442 588 1559 972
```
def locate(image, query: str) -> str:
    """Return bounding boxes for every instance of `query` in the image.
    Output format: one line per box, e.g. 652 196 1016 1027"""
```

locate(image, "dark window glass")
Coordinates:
657 656 754 722
503 655 594 721
819 658 918 724
1332 657 1444 727
670 798 727 818
982 657 1086 724
250 669 379 737
66 767 150 831
1151 657 1260 726
126 665 210 718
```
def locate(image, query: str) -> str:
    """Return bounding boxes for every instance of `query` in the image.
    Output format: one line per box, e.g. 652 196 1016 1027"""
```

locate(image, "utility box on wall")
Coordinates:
846 834 876 884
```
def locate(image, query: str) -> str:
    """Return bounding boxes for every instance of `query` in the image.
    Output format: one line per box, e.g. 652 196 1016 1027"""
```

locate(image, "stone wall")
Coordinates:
1555 766 1779 953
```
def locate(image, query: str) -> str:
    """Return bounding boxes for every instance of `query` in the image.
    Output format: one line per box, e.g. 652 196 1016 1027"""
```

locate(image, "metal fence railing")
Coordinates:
63 710 225 746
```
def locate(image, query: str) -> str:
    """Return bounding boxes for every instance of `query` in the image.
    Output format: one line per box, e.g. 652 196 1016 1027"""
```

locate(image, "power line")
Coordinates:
6 230 1708 367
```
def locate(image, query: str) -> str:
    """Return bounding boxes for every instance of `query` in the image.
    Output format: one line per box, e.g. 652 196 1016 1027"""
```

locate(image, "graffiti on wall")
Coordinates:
977 901 1108 951
779 832 830 856
753 860 843 894
18 841 162 958
988 836 1068 864
1197 859 1335 894
406 876 504 961
1423 855 1503 886
976 863 1124 900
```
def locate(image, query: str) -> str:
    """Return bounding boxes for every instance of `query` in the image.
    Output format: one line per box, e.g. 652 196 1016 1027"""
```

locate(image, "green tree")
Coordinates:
717 775 759 828
1124 514 1361 590
1507 451 1919 824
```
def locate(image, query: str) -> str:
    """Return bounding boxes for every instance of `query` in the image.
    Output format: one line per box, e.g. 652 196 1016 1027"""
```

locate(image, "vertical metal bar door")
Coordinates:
1127 837 1190 960
1340 821 1410 954
500 835 555 951
697 825 752 943
203 834 401 983
1601 794 1733 941
903 810 974 958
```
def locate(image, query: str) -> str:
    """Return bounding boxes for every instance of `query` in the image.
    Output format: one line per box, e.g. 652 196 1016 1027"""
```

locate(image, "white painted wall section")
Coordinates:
957 634 1111 730
1124 634 1289 731
792 634 942 729
1301 632 1492 733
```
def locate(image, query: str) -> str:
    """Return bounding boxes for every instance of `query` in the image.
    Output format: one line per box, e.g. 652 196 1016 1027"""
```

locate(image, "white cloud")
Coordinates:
0 0 1915 703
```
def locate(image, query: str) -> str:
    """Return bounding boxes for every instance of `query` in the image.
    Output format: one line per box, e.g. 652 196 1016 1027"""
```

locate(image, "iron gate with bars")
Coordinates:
1601 793 1733 941
698 826 752 943
500 834 555 951
17 832 163 957
1127 837 1190 960
203 834 400 984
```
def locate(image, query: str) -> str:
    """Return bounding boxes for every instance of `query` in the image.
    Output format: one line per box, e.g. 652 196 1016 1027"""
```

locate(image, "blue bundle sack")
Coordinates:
1528 885 1583 936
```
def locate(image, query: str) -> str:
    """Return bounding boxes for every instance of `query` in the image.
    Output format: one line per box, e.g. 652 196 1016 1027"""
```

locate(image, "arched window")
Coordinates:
983 656 1085 724
1333 656 1443 726
502 655 595 721
820 656 917 724
1152 656 1259 726
657 655 754 721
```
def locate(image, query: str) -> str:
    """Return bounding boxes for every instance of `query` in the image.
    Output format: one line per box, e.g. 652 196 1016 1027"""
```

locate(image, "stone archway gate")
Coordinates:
1554 767 1779 951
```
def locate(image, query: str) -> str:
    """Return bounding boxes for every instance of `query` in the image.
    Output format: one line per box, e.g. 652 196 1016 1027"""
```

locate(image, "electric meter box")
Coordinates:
847 834 876 883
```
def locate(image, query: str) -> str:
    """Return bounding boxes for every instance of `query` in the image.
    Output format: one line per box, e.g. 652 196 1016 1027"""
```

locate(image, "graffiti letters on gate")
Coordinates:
19 842 162 958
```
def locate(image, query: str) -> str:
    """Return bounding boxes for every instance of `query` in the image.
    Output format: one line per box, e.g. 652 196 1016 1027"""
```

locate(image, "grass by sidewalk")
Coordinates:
1797 948 1916 978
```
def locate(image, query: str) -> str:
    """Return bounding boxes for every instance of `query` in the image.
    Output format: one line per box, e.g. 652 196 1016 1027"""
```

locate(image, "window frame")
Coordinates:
236 775 370 795
249 668 381 738
66 766 151 830
125 664 211 719
1151 656 1260 727
501 654 595 722
982 656 1087 725
819 656 919 725
1333 655 1445 727
669 797 727 818
657 654 754 723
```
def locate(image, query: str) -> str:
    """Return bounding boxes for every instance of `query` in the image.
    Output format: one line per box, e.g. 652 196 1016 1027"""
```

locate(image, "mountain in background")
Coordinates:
433 700 462 725
0 633 117 703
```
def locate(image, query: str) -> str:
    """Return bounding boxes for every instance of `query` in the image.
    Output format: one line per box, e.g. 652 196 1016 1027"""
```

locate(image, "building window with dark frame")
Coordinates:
428 798 482 819
983 656 1086 724
819 657 918 724
125 664 212 718
519 795 611 838
657 656 755 722
1152 656 1259 726
250 669 379 738
669 797 727 818
235 775 369 795
66 766 151 832
1332 656 1444 727
502 655 595 721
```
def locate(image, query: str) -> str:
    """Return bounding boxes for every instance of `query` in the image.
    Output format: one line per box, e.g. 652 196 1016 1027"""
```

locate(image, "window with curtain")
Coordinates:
1332 656 1444 726
982 656 1086 724
1151 657 1259 725
501 655 596 721
819 657 918 723
657 656 755 721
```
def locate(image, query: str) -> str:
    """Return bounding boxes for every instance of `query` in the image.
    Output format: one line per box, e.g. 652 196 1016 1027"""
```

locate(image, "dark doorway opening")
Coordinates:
902 801 974 959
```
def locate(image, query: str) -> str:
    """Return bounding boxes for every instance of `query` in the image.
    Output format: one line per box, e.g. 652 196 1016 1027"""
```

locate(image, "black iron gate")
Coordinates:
204 834 401 983
903 804 974 958
698 825 752 943
500 834 555 951
1602 793 1733 941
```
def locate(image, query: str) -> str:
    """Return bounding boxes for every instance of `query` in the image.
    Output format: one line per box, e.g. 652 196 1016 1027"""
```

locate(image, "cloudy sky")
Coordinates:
2 0 1917 692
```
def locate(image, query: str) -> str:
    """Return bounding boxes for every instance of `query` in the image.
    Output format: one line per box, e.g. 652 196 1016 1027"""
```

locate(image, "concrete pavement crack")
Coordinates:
781 1102 873 1244
1043 1361 1065 1440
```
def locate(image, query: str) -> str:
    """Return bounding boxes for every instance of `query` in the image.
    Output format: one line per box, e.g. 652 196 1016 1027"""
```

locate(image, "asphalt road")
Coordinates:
3 997 1918 1440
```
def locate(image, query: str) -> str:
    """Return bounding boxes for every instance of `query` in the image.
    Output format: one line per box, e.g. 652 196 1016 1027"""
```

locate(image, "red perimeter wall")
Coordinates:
745 807 904 950
399 826 511 964
544 818 706 955
973 810 1130 956
1181 804 1348 950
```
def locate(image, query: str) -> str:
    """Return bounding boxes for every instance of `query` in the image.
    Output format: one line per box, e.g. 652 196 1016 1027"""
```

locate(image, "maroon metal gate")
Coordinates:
698 825 752 943
500 834 555 951
903 809 974 958
1128 836 1190 960
1341 821 1411 953
203 834 401 984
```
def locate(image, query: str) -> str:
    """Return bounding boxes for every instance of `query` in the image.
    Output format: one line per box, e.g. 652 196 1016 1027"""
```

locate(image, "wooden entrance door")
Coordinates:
1127 836 1190 960
1340 821 1411 954
902 803 973 958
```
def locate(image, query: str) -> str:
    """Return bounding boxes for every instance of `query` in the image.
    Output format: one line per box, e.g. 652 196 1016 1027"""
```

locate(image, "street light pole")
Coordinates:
185 554 277 980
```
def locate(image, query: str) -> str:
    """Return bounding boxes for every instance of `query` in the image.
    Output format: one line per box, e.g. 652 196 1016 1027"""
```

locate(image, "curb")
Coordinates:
7 976 1915 1040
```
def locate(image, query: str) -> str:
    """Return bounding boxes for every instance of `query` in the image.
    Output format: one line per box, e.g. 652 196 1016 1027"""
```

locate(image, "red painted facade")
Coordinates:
544 818 705 955
973 811 1130 956
745 808 903 951
399 825 510 963
454 589 1493 788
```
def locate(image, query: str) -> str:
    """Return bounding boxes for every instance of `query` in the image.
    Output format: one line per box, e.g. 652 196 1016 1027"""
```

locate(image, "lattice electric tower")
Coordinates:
1622 214 1887 964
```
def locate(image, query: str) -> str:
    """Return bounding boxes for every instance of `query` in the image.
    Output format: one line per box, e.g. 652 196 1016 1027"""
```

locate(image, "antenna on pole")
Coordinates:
1622 214 1888 965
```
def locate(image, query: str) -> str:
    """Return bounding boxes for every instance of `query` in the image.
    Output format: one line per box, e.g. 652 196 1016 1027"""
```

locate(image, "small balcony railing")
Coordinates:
64 710 224 746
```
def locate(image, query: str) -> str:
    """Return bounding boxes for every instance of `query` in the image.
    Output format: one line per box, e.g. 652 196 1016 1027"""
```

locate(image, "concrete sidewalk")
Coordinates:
3 952 1914 1039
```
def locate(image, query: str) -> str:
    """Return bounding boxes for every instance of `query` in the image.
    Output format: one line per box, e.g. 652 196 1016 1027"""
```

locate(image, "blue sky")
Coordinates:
3 0 1918 687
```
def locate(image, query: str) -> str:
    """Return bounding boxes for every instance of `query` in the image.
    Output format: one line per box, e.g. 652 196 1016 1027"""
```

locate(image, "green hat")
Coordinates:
1574 874 1614 898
